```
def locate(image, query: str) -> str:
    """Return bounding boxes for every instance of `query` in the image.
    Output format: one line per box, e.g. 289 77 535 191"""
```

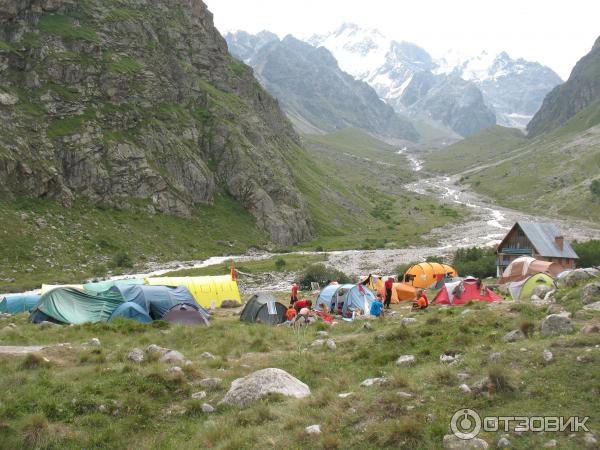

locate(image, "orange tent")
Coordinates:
403 262 458 289
498 257 563 284
375 282 418 303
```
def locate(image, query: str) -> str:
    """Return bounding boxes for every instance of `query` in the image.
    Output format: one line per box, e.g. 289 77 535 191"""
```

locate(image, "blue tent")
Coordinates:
115 285 208 320
0 294 41 314
316 284 377 317
109 302 152 323
84 279 145 293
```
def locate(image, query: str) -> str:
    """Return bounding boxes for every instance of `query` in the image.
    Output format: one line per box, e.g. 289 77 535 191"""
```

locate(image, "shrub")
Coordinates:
20 353 48 370
590 179 600 201
274 258 286 271
298 264 351 289
452 246 496 278
20 414 50 448
113 251 133 268
571 240 600 267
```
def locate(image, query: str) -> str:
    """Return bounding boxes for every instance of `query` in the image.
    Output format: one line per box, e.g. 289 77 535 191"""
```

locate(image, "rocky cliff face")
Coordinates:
226 32 418 140
0 0 312 245
527 36 600 136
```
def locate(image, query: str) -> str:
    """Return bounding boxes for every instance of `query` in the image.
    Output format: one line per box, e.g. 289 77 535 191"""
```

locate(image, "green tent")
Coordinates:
33 287 126 324
509 273 555 301
84 278 144 293
240 292 287 325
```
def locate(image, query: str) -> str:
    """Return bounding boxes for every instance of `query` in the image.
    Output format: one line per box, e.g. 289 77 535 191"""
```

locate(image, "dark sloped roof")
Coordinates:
518 222 579 259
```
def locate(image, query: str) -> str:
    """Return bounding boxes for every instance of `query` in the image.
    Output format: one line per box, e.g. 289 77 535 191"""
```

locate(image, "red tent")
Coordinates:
433 277 503 305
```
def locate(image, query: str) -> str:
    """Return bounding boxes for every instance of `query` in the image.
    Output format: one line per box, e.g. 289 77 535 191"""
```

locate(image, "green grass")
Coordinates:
0 282 598 449
0 40 13 52
38 15 99 43
106 56 144 74
0 195 267 293
106 8 145 21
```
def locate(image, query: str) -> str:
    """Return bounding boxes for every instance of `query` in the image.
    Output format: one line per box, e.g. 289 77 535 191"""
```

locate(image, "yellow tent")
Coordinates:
41 284 84 294
146 275 240 308
403 263 458 289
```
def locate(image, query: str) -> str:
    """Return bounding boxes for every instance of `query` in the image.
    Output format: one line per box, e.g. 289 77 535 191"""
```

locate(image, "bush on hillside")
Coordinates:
452 246 496 279
274 258 286 271
113 251 133 268
298 263 351 290
590 179 600 202
572 240 600 268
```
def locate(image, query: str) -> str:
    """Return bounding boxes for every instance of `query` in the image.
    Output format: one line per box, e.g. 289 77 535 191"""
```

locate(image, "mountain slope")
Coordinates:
527 35 600 136
0 0 312 245
225 31 418 141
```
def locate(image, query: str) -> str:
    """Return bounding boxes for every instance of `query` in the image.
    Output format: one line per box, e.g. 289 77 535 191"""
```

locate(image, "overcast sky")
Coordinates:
204 0 599 80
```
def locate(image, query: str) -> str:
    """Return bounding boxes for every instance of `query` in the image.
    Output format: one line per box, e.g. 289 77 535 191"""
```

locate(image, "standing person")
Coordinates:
290 282 299 306
384 277 394 309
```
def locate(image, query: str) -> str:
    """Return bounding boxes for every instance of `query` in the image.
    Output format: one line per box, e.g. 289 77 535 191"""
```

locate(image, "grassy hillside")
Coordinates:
423 126 527 174
0 128 464 292
0 280 598 449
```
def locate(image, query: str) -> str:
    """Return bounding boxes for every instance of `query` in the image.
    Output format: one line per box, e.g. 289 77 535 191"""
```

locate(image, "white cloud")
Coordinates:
204 0 599 80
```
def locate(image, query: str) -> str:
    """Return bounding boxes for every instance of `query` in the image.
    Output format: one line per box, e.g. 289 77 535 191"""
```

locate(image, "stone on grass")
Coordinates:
362 322 372 331
311 339 325 348
200 378 222 389
201 352 216 359
305 424 321 434
584 301 600 311
89 338 101 346
497 437 511 448
543 439 557 448
457 372 471 381
338 392 353 398
582 282 600 305
541 314 573 337
317 331 329 337
561 270 591 287
167 366 183 375
533 285 552 299
402 317 417 325
191 391 207 400
220 300 241 308
489 352 502 363
440 352 460 363
201 403 215 413
146 344 169 355
160 350 186 364
396 354 416 366
360 377 385 387
459 384 471 394
219 368 310 407
397 391 413 398
543 349 553 362
584 434 598 446
582 325 600 335
443 434 488 449
326 339 336 350
128 348 144 363
39 321 58 329
504 329 526 343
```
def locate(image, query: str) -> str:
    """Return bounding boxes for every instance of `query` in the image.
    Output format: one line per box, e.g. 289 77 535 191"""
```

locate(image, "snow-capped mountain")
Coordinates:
309 24 562 131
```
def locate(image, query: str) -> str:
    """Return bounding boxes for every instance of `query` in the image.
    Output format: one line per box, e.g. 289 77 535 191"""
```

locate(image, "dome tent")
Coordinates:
240 293 287 325
498 256 563 284
507 273 556 301
109 302 153 323
164 303 210 326
316 284 377 316
0 294 41 314
433 277 503 305
403 263 458 289
115 285 205 320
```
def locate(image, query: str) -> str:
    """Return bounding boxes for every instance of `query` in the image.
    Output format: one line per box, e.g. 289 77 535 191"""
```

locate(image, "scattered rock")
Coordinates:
146 344 169 355
541 314 573 337
583 301 600 311
0 91 18 105
581 282 600 305
160 350 186 364
98 404 107 413
533 285 552 299
402 317 417 325
338 392 353 398
504 329 527 342
200 378 222 389
396 355 416 366
561 269 592 287
543 439 557 448
191 391 207 400
471 377 491 394
440 352 460 363
360 377 385 387
167 366 183 375
584 434 598 447
305 424 321 434
459 383 471 394
311 339 325 348
397 391 413 398
497 437 511 448
489 352 503 363
201 403 215 413
582 325 600 335
317 331 329 337
128 348 144 363
362 322 372 331
219 368 310 407
89 338 101 346
39 321 59 329
520 348 528 352
577 355 592 363
443 434 488 449
326 339 336 350
543 349 553 362
530 294 542 302
220 300 241 308
201 351 216 359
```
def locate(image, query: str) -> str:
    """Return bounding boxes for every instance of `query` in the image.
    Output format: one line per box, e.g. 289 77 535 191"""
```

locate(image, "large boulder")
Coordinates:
532 285 552 299
581 282 600 305
541 314 573 337
583 301 600 312
503 329 526 342
443 434 488 449
220 368 310 407
561 270 592 288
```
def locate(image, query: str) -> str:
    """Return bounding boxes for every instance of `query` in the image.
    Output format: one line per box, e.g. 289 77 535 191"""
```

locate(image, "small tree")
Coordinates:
591 179 600 202
274 258 286 271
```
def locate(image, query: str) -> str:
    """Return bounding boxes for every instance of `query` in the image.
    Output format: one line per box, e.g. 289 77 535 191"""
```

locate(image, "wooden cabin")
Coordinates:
496 222 579 276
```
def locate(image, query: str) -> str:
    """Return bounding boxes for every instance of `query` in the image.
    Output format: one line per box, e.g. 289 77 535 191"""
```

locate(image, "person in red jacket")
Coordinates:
290 283 299 306
412 289 429 310
293 298 311 313
384 277 394 309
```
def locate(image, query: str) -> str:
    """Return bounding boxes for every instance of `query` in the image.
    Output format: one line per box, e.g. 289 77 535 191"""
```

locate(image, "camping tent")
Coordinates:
109 302 152 323
146 275 240 308
31 287 125 324
403 263 458 289
434 277 503 305
507 273 556 301
316 284 377 317
498 257 563 284
115 285 205 320
0 294 41 314
84 278 144 293
41 284 84 294
376 283 419 303
240 293 287 325
164 303 210 326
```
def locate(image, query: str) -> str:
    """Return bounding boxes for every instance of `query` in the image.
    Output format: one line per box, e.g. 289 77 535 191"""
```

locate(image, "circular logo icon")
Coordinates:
450 408 481 440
